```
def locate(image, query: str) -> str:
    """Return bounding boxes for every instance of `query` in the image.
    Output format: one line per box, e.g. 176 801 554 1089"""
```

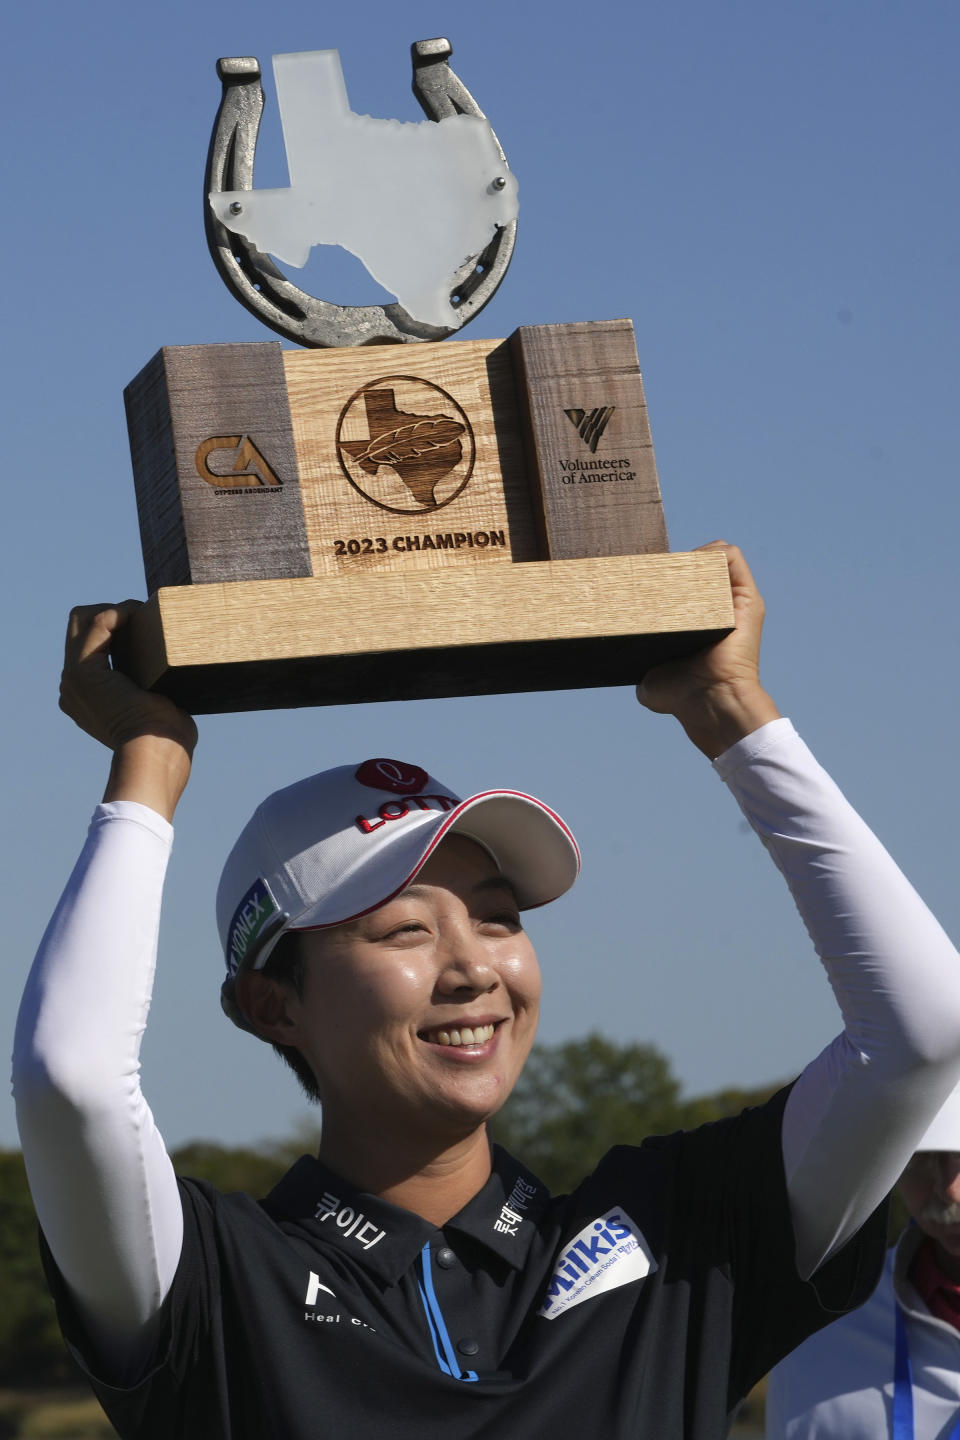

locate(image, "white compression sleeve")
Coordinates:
715 719 960 1277
12 802 183 1368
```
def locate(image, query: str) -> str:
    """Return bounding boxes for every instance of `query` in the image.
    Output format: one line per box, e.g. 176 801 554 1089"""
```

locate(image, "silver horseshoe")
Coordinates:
204 39 518 348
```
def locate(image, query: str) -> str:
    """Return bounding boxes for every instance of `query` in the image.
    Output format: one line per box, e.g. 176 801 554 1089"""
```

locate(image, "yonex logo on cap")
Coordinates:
355 758 430 795
226 877 282 976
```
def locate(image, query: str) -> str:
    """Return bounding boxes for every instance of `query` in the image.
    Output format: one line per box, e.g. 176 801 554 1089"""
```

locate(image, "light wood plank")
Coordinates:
282 337 541 578
121 551 733 712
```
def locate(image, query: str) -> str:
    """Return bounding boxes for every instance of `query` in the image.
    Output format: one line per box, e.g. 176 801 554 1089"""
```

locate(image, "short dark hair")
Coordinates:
259 932 322 1104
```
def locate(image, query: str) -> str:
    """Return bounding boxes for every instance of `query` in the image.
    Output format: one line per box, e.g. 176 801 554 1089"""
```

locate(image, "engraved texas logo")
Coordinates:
336 376 476 516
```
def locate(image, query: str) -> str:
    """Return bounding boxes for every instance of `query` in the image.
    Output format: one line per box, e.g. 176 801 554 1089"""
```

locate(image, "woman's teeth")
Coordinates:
432 1024 495 1047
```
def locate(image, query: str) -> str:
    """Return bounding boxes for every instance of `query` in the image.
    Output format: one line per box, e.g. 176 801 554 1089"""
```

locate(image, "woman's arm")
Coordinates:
639 545 960 1277
716 719 960 1275
12 603 197 1376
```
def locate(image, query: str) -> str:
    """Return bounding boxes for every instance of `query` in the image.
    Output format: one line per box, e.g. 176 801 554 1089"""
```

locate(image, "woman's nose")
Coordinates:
435 936 498 994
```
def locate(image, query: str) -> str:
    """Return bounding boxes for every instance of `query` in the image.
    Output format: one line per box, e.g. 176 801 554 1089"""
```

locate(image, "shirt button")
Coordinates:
457 1338 480 1356
436 1247 457 1268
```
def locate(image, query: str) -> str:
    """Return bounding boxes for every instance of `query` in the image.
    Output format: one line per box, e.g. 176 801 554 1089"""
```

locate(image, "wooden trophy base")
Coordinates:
121 552 732 712
123 320 733 712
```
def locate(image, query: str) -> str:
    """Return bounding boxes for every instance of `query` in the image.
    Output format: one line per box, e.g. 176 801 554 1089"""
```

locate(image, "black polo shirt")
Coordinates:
46 1087 887 1439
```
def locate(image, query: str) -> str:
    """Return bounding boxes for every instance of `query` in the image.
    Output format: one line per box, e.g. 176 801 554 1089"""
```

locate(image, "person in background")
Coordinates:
766 1084 960 1439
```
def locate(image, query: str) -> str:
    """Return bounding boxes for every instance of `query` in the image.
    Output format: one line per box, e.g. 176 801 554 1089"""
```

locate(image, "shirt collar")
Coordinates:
264 1155 435 1283
897 1227 960 1333
895 1226 960 1329
444 1146 549 1269
263 1146 549 1282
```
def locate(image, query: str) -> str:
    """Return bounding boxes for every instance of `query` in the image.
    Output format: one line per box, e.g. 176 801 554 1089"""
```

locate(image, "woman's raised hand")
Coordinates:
636 543 781 758
61 602 197 820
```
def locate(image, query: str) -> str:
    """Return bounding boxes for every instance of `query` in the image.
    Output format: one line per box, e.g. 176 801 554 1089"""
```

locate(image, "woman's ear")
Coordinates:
235 970 302 1044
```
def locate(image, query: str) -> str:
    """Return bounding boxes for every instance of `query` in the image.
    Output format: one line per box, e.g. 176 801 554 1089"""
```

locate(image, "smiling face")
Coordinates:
277 834 541 1153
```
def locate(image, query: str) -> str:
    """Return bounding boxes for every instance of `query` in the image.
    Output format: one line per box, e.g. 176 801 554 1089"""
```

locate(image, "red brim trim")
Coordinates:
286 788 580 939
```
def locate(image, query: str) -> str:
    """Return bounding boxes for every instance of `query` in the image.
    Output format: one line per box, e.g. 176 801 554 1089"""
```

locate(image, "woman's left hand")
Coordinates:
636 542 781 757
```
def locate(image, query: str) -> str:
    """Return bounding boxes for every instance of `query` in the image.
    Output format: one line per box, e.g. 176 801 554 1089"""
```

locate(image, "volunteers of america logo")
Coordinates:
537 1206 657 1319
563 406 615 454
335 376 476 516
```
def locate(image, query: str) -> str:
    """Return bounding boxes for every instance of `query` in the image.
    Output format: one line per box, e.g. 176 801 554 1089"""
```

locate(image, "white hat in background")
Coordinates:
915 1082 960 1152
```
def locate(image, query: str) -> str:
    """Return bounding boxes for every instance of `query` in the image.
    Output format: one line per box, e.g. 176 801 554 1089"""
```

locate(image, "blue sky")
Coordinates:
3 0 958 1150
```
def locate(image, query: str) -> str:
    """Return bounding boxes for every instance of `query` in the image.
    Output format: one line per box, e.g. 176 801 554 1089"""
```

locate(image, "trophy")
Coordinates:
122 40 733 711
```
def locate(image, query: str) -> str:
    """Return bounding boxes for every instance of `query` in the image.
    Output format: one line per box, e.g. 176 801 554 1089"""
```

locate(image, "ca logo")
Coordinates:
195 435 281 489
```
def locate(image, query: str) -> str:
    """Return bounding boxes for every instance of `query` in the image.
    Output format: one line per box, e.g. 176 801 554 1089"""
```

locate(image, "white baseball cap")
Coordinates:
217 757 580 1030
915 1080 960 1152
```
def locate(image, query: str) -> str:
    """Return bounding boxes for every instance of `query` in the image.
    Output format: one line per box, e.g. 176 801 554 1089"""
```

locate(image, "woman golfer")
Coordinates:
14 544 960 1439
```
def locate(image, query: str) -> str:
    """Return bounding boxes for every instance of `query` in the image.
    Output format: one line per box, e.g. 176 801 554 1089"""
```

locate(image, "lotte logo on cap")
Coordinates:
354 759 430 796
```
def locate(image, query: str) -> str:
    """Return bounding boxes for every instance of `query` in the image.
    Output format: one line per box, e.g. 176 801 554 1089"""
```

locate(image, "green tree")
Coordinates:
0 1151 71 1386
170 1121 324 1196
491 1033 790 1195
490 1033 687 1193
676 1081 783 1129
170 1142 290 1197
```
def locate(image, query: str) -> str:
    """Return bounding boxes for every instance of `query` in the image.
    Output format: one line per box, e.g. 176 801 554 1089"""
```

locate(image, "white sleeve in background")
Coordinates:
12 802 184 1373
715 718 960 1278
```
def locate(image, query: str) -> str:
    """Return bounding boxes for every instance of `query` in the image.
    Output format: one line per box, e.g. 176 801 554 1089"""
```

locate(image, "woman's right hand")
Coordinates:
61 602 198 820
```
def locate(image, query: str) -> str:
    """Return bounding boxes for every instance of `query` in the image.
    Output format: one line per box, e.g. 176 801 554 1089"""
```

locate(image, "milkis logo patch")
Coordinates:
538 1207 657 1319
226 877 283 976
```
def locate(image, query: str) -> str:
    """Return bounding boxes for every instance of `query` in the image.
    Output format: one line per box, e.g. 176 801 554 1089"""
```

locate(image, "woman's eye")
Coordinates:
484 912 522 931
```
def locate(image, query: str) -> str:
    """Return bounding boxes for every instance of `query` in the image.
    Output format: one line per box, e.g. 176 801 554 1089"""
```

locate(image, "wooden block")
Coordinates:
123 321 667 597
510 319 668 559
124 343 311 590
281 337 542 578
119 551 734 713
